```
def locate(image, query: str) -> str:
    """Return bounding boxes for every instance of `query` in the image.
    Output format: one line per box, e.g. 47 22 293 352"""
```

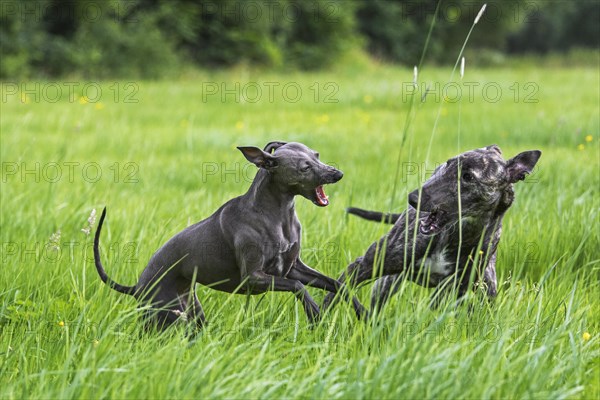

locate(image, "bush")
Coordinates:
0 0 358 77
356 0 527 65
508 1 600 54
184 0 357 70
283 0 357 69
357 0 433 65
1 0 183 79
185 0 285 68
69 10 180 79
0 1 48 79
2 0 597 79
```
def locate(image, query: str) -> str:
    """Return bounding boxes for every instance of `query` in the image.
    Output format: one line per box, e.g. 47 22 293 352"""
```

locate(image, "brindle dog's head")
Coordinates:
408 145 541 235
238 141 343 207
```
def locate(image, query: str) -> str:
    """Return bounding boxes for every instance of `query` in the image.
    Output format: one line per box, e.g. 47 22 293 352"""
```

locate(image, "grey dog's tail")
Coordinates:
346 207 400 224
94 207 137 296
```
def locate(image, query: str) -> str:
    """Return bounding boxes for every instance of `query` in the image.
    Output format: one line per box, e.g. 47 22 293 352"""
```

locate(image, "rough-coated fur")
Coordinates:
324 145 541 315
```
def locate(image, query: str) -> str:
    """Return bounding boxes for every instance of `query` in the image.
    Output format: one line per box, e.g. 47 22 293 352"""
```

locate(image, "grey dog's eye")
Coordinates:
462 172 473 182
301 166 311 172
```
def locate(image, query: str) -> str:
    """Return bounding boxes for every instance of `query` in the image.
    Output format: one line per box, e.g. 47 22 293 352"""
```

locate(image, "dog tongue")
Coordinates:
316 185 329 206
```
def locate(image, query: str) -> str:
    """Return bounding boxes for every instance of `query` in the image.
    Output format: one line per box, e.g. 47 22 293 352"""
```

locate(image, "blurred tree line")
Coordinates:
1 0 598 79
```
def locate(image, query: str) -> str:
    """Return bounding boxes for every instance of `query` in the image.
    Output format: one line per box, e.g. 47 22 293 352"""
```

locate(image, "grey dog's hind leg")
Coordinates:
185 289 206 329
139 281 207 332
142 302 186 331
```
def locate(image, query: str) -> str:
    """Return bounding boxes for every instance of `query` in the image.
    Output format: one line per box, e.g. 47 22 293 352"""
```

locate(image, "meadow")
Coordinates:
1 62 599 399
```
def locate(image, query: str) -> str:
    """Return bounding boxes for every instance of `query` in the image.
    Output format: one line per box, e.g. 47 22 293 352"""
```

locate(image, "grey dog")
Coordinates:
94 141 366 330
323 145 541 315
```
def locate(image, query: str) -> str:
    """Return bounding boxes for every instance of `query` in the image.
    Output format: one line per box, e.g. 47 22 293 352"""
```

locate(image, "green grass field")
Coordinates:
1 64 599 399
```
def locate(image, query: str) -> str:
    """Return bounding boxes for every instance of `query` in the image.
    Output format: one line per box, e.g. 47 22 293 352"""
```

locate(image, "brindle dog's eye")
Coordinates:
462 172 473 182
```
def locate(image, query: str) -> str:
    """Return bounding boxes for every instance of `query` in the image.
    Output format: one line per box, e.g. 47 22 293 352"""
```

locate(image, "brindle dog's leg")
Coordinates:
370 274 404 314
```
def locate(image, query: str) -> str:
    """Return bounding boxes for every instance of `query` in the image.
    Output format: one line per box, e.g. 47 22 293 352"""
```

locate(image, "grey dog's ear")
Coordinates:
506 150 541 183
263 141 287 154
237 146 278 169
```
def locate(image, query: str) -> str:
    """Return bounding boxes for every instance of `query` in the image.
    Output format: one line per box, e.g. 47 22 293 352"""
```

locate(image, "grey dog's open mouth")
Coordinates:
419 210 443 235
314 185 329 207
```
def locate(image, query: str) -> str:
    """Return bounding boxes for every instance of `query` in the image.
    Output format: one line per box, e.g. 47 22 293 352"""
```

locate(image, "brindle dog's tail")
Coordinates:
94 207 137 296
346 207 400 224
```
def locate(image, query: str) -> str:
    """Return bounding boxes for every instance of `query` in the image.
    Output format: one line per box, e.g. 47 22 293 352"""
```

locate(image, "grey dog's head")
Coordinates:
408 145 541 235
237 141 343 206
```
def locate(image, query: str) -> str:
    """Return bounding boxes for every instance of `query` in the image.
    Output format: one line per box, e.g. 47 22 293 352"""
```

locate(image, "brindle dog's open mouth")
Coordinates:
419 210 445 235
314 185 329 207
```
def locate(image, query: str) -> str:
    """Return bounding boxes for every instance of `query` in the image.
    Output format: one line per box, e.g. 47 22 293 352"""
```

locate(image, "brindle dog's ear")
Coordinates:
263 141 288 154
237 146 278 169
506 150 541 183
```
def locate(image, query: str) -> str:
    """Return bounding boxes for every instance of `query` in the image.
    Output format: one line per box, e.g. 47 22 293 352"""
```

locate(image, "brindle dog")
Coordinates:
324 145 541 315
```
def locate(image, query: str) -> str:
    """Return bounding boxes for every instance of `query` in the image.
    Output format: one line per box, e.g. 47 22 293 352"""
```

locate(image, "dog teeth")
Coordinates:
315 185 329 206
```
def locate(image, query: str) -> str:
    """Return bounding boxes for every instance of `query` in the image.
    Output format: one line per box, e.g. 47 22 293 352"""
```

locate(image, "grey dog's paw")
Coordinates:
321 292 336 311
305 301 321 325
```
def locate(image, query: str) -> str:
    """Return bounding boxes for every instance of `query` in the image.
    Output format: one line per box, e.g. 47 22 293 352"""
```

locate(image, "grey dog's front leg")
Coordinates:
247 270 320 323
322 234 389 314
322 256 374 318
288 259 368 319
237 245 320 323
287 259 339 292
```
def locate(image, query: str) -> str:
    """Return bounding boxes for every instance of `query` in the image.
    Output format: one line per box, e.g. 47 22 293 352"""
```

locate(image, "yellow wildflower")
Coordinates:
317 114 330 124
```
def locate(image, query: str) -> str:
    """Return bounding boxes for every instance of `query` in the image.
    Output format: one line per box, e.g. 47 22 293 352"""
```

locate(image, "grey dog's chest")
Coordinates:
264 241 299 276
262 220 300 276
